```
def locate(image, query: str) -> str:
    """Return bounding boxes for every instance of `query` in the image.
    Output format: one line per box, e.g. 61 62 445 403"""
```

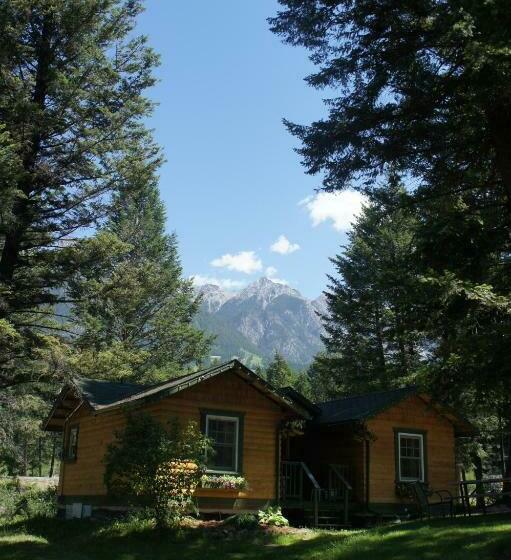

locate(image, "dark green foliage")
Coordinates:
270 1 511 208
0 479 57 519
224 513 259 530
265 351 296 389
0 0 161 388
318 181 425 395
270 0 511 451
257 506 289 527
103 413 210 506
0 385 60 476
67 181 212 383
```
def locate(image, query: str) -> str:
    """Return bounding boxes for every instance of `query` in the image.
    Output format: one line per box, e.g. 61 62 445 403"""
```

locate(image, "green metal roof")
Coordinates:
43 360 312 431
73 377 149 408
315 386 417 425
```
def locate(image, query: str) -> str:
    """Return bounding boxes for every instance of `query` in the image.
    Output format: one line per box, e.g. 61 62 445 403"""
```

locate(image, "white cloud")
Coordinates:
210 250 262 274
269 277 289 285
190 275 246 291
300 190 366 231
264 266 289 285
270 235 300 255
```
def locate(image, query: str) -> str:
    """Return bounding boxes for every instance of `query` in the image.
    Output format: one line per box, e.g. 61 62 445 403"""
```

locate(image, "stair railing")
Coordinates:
328 463 352 524
280 460 322 527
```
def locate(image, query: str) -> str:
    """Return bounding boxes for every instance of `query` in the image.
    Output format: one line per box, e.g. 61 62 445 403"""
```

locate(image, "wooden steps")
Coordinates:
304 508 351 529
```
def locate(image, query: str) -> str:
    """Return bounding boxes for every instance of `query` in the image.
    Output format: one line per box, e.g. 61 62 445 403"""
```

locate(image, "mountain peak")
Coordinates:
194 276 326 369
196 283 234 313
237 277 301 306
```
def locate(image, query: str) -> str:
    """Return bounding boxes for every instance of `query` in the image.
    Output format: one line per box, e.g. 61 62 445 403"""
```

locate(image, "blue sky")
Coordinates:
137 1 365 298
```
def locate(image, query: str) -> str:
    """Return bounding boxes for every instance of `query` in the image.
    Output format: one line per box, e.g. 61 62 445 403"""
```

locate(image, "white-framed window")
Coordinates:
397 432 425 482
205 414 240 473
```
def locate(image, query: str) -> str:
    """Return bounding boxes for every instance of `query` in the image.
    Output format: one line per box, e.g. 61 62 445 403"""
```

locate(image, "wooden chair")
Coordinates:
408 482 455 519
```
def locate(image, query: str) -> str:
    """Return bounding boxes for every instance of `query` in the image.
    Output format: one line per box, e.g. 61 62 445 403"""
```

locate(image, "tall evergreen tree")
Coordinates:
67 181 212 383
0 0 160 388
270 0 511 407
270 1 511 215
265 351 296 389
0 384 59 476
319 183 425 395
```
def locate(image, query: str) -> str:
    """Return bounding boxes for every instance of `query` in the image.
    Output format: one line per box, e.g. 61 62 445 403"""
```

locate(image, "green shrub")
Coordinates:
104 413 210 528
0 478 57 519
257 506 289 527
224 512 258 529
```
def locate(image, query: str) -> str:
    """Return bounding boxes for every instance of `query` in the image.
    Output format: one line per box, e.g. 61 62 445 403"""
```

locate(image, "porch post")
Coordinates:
313 488 319 528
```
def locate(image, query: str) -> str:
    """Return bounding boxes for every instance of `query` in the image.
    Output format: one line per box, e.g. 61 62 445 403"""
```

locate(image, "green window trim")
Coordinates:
393 428 428 484
200 409 244 475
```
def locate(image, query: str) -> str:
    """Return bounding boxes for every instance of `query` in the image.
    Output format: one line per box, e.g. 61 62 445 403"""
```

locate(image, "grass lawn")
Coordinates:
0 514 510 560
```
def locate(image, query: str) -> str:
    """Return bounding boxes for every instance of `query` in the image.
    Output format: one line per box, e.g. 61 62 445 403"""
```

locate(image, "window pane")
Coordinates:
399 435 423 480
213 443 236 470
207 417 238 471
401 457 421 479
68 427 78 459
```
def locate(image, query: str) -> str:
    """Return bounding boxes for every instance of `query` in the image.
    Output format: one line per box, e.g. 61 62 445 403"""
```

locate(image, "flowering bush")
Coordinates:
104 413 210 528
153 460 201 526
200 474 248 491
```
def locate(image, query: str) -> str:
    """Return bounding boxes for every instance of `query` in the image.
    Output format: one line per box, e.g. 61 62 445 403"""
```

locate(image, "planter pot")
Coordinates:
195 487 242 498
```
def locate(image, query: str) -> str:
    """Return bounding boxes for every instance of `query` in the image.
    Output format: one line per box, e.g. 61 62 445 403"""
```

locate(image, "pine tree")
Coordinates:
67 181 212 383
0 384 60 476
266 351 295 389
271 0 511 466
318 183 425 395
0 0 160 388
270 0 511 404
270 1 511 220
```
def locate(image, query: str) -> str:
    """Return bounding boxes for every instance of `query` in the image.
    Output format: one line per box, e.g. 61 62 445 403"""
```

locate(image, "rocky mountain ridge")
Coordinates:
194 277 326 369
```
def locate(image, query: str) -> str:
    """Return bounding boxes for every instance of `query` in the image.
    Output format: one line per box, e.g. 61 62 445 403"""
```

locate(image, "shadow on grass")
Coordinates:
1 514 511 560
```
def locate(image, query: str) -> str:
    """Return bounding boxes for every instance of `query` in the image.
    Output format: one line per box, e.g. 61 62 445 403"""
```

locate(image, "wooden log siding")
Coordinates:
59 372 285 501
366 395 456 504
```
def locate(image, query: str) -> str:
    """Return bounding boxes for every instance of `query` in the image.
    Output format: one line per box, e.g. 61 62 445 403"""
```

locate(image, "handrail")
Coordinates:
280 460 321 526
329 463 352 491
459 477 511 485
328 463 351 525
280 460 321 491
300 461 321 490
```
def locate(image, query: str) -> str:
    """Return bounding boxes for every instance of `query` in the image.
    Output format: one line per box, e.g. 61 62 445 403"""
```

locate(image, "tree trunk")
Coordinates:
48 436 56 478
38 437 42 477
374 303 387 381
394 309 409 376
0 13 52 292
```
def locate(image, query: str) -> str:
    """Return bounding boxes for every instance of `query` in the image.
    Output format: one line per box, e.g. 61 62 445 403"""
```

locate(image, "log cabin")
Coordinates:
44 359 474 525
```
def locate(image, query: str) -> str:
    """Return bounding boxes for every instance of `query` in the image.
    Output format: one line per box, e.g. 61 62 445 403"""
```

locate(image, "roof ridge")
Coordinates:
130 359 240 395
72 361 241 392
73 376 148 388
